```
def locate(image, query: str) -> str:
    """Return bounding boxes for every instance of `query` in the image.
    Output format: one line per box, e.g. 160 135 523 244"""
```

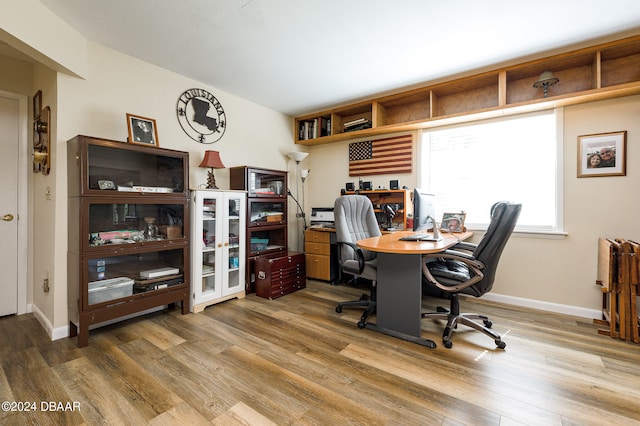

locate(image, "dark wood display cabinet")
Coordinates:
229 166 288 293
67 135 190 347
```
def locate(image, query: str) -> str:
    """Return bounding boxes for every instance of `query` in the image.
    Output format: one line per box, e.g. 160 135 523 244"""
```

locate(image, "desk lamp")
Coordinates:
199 150 225 189
533 70 559 98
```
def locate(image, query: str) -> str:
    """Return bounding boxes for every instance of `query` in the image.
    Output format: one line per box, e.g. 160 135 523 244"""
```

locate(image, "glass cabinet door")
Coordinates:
200 197 221 300
248 169 286 198
192 190 246 311
86 201 185 250
84 248 185 309
224 193 244 296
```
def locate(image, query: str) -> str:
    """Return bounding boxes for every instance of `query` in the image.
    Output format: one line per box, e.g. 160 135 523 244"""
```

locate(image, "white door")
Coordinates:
0 95 19 316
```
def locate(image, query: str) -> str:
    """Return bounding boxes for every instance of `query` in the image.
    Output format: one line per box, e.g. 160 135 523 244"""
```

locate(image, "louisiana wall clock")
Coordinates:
176 88 226 143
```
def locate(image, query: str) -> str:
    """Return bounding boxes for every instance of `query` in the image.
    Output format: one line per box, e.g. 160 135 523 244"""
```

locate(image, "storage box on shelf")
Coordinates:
294 35 640 145
229 166 288 293
67 135 190 347
190 189 246 313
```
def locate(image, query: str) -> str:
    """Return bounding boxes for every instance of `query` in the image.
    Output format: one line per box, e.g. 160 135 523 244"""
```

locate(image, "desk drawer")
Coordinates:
305 241 330 255
305 229 331 244
306 253 331 281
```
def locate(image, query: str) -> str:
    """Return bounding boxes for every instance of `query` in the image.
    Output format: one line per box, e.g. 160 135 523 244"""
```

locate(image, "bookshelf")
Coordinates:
295 35 640 145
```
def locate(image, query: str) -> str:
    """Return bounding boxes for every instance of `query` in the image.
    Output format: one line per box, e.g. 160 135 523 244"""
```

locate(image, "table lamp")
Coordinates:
199 150 225 189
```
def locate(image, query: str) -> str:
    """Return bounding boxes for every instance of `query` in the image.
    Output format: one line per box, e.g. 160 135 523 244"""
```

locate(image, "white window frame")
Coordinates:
418 108 565 237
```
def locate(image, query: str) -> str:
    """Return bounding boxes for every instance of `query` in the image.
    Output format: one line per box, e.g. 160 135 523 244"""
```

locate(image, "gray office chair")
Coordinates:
333 195 381 328
421 201 521 348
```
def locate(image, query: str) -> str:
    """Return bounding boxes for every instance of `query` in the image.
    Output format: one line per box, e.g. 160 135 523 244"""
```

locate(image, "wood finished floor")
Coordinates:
1 280 639 426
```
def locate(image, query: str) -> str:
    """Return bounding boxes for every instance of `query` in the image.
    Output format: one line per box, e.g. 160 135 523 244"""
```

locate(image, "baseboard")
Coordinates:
479 292 601 320
31 304 68 341
32 304 167 342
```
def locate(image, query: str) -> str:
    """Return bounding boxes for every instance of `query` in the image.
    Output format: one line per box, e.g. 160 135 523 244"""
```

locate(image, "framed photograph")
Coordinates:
33 90 42 118
126 113 159 147
441 212 466 233
578 131 626 178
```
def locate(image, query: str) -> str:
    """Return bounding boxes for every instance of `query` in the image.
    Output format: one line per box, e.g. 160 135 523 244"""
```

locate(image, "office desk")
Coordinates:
357 230 473 348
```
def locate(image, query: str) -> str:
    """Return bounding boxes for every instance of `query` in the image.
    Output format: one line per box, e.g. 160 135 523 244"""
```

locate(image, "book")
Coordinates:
344 117 369 128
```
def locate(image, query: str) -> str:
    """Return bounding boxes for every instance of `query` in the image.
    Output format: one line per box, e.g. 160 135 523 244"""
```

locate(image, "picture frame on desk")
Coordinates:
577 131 626 178
127 113 159 147
441 212 466 233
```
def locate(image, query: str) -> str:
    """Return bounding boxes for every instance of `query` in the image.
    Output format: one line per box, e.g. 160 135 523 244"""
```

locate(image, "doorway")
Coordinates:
0 91 28 316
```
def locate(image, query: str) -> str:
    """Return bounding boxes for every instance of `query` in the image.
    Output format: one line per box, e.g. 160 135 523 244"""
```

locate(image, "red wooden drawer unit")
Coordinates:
255 251 306 299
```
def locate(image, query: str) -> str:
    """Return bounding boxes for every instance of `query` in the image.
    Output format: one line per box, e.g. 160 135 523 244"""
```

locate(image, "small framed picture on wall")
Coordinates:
578 131 626 178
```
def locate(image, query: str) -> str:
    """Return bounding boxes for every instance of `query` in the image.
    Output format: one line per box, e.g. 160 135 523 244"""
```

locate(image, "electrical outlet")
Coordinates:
43 277 50 293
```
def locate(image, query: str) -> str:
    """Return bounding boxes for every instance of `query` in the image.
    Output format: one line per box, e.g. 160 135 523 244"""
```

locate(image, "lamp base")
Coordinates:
207 170 219 189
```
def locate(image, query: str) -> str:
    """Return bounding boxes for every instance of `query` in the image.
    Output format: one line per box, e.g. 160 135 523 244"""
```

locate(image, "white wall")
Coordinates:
306 95 640 317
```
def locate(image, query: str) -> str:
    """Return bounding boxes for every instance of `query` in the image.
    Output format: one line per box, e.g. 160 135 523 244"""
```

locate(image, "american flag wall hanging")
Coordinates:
348 134 413 176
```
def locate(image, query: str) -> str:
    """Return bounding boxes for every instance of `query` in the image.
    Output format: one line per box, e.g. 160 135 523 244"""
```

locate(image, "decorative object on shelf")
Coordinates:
126 113 159 146
577 131 627 178
176 88 226 144
348 134 413 176
32 90 51 175
533 70 559 98
199 150 225 189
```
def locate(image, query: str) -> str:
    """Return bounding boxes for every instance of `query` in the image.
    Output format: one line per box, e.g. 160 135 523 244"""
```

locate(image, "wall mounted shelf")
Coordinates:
295 35 640 146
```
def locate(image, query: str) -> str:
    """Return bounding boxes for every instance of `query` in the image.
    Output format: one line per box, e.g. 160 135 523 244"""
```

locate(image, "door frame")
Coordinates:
1 90 29 315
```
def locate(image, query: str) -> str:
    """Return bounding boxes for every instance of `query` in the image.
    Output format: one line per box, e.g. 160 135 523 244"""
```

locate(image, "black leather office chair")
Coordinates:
421 201 521 349
333 195 381 328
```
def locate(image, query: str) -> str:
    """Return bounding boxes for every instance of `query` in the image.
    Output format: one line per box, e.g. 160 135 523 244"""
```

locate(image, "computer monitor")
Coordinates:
413 189 436 231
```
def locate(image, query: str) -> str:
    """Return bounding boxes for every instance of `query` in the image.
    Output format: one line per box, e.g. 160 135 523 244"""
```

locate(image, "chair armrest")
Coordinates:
423 249 484 269
335 241 365 275
421 252 485 293
450 241 477 253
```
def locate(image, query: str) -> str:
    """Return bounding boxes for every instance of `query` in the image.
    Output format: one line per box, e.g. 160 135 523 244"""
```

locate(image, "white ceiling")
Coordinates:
28 0 640 116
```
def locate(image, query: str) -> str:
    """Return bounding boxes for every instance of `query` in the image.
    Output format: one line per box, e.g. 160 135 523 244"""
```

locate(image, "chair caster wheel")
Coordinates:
335 306 342 313
359 294 369 301
443 340 453 348
483 320 492 328
496 340 506 349
436 306 448 313
357 320 366 329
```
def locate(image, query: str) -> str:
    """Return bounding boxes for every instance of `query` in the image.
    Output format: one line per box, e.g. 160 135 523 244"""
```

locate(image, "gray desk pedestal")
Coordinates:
365 252 436 348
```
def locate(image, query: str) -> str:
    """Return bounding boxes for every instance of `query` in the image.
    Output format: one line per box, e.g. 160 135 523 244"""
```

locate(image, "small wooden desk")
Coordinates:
357 230 473 348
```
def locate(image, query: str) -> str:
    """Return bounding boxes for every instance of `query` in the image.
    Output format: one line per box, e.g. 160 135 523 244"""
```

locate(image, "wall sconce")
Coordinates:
33 91 51 175
199 150 225 189
533 70 559 98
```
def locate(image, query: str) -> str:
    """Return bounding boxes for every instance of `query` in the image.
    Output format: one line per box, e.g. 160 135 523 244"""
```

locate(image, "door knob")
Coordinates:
2 214 14 221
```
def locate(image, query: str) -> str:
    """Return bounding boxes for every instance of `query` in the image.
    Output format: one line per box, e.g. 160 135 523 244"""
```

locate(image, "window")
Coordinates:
419 109 562 233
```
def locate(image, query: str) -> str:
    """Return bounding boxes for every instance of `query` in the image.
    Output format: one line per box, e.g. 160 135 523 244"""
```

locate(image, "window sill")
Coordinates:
466 227 568 240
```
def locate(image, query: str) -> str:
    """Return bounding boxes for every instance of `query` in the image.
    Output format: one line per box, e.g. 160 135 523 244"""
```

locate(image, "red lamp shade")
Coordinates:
199 150 225 169
199 150 225 189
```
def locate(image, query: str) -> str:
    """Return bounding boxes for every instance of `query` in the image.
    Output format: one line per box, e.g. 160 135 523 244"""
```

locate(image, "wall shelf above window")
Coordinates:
294 35 640 146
